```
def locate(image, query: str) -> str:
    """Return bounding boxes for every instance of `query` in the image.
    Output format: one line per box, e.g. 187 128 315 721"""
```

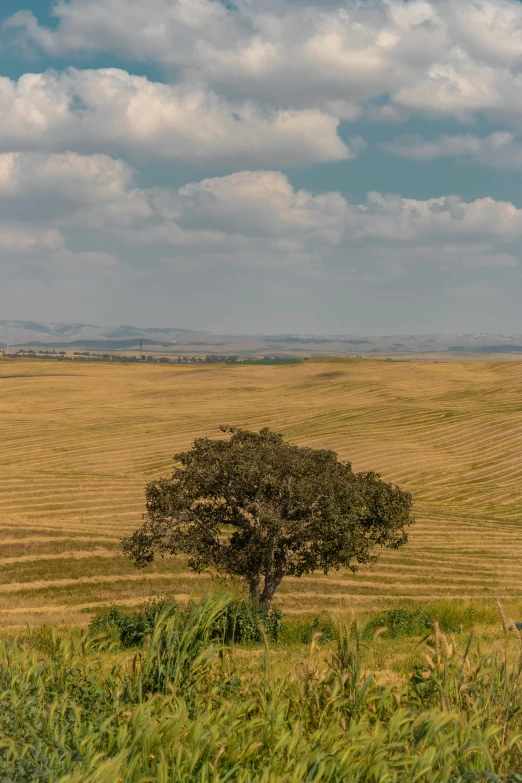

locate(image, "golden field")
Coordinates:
2 355 522 627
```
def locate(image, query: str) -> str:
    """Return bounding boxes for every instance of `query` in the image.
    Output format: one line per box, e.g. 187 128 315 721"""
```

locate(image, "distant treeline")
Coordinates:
1 350 299 366
10 338 174 350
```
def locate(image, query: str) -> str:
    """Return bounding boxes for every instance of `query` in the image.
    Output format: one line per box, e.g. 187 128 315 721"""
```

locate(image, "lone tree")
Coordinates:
123 427 413 613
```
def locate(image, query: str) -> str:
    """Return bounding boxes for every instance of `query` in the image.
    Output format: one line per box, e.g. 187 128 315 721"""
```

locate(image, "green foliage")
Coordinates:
279 614 338 645
0 633 119 782
364 607 434 639
363 601 500 641
86 597 501 654
89 596 282 649
123 426 413 611
89 598 176 648
426 600 498 633
136 595 229 697
212 598 283 644
2 594 522 782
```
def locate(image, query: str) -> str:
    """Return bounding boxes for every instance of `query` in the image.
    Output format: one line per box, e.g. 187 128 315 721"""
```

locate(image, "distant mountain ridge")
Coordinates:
0 320 202 349
2 320 522 355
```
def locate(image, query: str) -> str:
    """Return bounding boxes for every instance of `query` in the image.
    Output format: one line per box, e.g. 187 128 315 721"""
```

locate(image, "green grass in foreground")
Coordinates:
3 594 522 782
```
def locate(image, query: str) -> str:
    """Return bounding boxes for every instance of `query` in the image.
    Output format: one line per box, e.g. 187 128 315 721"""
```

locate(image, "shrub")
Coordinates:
211 598 283 644
89 596 282 649
89 597 177 647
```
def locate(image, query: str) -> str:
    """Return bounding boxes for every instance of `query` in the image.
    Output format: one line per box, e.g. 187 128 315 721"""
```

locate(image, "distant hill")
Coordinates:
19 339 176 350
0 320 205 351
449 344 522 354
2 320 522 356
103 325 197 340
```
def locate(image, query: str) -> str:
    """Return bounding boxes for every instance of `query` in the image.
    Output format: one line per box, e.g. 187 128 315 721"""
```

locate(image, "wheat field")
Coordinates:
2 356 522 627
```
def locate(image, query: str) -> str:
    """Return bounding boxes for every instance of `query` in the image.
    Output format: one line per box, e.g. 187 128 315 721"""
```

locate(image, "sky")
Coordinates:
1 0 522 334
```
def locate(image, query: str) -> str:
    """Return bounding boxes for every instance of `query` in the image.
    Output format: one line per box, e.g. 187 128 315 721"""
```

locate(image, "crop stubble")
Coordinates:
2 357 522 626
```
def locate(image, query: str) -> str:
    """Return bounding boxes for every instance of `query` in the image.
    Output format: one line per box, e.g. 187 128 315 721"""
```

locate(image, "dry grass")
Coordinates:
3 355 522 627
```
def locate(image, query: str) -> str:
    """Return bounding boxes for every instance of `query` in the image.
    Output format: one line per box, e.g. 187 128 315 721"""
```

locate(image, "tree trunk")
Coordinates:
259 568 285 614
249 576 261 606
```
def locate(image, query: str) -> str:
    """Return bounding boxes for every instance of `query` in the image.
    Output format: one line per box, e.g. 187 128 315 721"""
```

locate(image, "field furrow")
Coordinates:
2 356 522 626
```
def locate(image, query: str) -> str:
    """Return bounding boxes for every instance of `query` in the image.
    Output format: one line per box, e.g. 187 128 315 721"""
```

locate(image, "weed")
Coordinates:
1 594 522 781
211 598 283 644
364 607 433 639
89 597 177 648
279 615 338 646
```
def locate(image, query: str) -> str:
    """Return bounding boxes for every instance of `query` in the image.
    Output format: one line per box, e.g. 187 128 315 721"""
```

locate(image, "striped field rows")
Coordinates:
2 357 522 626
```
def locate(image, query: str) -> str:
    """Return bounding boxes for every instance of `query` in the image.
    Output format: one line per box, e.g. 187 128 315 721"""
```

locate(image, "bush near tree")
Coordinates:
123 427 414 612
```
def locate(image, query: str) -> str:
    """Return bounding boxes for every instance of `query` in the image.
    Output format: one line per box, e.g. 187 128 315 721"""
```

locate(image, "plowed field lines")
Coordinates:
2 357 522 627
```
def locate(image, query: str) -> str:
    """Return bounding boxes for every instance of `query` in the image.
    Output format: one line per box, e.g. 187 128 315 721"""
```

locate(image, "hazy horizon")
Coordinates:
2 317 522 343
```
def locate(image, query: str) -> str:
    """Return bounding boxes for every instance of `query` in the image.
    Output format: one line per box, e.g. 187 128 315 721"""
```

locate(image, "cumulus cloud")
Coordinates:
0 154 520 285
3 0 522 331
382 131 522 167
0 68 351 166
344 191 522 243
6 0 522 125
0 151 150 231
117 171 522 257
174 171 349 242
0 151 133 200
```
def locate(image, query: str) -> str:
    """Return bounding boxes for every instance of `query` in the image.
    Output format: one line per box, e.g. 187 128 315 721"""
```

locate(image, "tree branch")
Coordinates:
229 500 254 530
193 517 229 551
223 482 255 530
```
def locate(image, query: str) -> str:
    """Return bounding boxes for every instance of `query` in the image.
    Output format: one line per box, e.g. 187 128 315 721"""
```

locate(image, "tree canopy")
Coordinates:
123 427 413 612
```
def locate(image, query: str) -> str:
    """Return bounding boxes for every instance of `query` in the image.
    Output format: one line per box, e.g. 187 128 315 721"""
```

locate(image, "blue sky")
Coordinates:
1 0 522 334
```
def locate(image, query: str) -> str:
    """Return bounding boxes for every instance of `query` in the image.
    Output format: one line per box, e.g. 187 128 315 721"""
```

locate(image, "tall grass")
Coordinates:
2 594 522 782
361 600 500 641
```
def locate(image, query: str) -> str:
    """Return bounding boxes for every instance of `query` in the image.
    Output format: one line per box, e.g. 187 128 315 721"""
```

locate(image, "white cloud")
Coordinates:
0 68 351 166
382 131 522 167
173 170 349 242
7 0 522 125
4 1 235 64
0 153 520 284
0 151 150 231
0 151 133 199
347 192 522 243
0 226 63 253
447 0 522 66
3 1 522 332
